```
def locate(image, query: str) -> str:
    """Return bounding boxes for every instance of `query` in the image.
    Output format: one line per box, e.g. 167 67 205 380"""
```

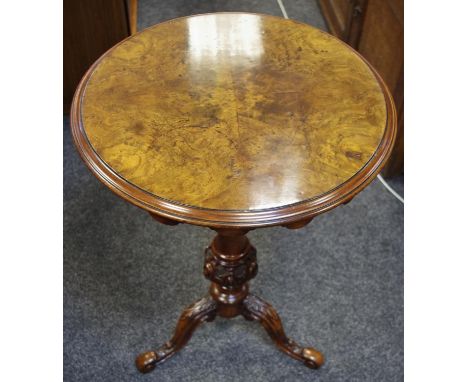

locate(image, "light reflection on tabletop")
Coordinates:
188 14 264 63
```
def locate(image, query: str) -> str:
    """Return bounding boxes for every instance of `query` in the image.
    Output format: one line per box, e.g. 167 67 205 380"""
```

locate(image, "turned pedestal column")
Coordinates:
136 228 323 373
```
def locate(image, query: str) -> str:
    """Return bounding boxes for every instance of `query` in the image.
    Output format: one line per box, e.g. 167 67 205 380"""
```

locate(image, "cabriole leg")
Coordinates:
135 296 217 373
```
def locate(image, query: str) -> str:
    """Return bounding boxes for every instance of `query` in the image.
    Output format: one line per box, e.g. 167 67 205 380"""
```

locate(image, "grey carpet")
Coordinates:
64 1 403 381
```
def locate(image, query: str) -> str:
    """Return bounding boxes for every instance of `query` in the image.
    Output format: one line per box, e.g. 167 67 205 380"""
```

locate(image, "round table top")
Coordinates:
71 13 396 228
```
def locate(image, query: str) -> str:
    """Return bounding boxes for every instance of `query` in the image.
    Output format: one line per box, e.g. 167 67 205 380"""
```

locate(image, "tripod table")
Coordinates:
71 13 397 374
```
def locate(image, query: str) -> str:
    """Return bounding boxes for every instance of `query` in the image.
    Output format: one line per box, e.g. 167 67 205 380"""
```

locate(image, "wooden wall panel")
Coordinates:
318 0 353 39
64 0 131 110
358 0 403 92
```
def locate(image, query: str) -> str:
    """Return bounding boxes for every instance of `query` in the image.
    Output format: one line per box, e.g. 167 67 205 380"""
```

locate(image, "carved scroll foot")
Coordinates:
242 294 324 369
135 296 217 373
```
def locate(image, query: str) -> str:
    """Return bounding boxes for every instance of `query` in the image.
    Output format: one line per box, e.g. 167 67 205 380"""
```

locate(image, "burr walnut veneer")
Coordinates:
71 13 396 374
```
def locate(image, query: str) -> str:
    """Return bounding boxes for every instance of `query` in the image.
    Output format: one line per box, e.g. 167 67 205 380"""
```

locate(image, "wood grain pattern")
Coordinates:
71 13 396 227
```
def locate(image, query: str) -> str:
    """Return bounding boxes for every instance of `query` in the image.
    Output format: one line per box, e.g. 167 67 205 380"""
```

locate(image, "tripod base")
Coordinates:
136 228 324 374
136 294 323 373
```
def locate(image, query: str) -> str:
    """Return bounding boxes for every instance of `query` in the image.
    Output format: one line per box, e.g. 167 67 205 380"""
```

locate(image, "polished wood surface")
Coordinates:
136 229 323 373
72 13 396 226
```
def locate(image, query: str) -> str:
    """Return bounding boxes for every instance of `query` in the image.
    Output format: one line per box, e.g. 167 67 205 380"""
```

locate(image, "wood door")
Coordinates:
318 0 354 39
358 0 403 176
318 0 367 48
63 0 131 110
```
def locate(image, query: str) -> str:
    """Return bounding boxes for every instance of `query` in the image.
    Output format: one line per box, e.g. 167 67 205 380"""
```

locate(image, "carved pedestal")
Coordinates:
135 229 324 373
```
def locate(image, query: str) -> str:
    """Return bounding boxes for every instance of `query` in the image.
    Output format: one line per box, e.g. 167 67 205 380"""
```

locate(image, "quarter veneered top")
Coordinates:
73 13 396 226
